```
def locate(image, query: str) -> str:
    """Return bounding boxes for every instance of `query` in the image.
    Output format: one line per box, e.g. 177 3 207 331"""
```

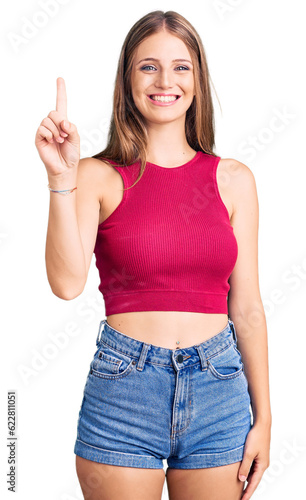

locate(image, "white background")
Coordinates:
1 0 305 498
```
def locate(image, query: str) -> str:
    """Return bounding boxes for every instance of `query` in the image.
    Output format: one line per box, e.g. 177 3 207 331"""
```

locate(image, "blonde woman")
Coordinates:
35 10 271 500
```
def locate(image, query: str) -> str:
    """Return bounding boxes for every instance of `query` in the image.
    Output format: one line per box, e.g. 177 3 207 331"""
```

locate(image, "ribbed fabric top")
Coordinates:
93 151 238 315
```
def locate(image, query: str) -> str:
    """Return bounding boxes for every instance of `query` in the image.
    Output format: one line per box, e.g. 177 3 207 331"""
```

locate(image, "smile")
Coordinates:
147 94 181 106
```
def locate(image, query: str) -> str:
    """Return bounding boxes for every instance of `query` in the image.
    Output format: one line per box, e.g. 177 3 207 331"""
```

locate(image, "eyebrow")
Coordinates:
136 57 193 65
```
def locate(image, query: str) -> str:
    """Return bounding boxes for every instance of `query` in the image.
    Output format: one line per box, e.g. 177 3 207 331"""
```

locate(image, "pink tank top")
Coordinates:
94 151 238 315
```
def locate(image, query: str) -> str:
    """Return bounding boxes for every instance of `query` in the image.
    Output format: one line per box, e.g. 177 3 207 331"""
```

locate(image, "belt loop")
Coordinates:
96 319 106 347
228 318 237 343
195 344 208 371
136 343 151 372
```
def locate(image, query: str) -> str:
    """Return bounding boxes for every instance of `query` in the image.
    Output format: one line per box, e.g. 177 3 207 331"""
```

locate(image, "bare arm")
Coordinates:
35 77 103 299
227 160 272 425
226 159 271 498
45 159 101 299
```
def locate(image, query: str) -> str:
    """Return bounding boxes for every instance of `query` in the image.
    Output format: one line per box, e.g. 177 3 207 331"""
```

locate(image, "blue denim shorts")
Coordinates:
74 318 253 469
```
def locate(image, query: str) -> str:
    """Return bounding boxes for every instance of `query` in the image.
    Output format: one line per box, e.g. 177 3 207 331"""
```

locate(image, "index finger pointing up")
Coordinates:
56 77 67 117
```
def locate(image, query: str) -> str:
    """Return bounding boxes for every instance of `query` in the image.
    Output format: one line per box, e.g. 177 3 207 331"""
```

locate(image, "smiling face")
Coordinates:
130 30 195 127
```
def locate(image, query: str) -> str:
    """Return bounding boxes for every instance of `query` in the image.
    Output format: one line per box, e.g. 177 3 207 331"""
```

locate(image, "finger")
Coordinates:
56 77 67 118
48 108 70 136
240 469 264 500
37 125 55 143
42 116 65 142
47 110 79 146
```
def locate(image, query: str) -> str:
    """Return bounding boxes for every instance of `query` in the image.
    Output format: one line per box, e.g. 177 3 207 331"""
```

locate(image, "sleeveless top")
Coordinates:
93 151 238 315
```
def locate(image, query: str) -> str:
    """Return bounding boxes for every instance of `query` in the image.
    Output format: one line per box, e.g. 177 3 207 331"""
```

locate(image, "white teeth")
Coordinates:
151 95 178 102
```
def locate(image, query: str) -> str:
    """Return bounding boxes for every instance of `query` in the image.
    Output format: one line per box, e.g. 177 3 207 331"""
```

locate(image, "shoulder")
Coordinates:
218 157 254 180
218 157 257 195
78 156 117 180
77 157 119 200
219 158 258 222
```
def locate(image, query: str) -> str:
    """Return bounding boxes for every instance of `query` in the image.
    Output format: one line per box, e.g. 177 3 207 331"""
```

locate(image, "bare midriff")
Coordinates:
106 311 229 350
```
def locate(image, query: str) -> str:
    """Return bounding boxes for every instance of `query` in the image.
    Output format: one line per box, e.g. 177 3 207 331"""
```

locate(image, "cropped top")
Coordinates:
93 151 238 315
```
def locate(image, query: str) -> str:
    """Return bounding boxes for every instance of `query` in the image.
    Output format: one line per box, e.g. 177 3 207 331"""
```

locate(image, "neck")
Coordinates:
145 118 196 167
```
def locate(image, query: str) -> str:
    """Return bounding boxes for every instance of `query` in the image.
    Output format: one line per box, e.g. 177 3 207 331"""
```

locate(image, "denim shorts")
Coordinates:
74 318 253 469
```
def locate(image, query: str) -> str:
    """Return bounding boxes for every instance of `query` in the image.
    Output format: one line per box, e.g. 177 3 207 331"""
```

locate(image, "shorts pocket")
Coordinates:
207 342 244 380
90 342 136 380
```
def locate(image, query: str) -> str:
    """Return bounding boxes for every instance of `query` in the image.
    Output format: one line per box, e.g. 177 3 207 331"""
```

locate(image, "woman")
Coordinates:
35 10 271 500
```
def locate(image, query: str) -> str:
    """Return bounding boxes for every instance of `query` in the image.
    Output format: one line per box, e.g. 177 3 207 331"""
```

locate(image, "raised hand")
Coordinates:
35 77 80 178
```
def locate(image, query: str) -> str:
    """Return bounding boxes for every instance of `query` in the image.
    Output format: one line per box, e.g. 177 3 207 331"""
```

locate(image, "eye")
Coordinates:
140 65 157 71
175 66 190 71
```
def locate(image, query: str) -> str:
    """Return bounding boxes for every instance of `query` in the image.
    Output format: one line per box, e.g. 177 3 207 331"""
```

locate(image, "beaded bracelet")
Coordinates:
48 184 77 195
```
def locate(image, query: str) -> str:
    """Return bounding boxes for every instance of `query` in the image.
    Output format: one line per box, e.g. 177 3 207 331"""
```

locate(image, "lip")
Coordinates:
147 94 182 107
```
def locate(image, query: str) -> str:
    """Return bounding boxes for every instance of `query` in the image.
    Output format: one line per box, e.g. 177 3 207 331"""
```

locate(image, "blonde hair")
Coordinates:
92 10 218 189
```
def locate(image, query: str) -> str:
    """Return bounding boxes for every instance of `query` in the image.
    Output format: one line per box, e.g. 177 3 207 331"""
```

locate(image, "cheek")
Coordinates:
187 78 195 94
130 79 139 103
183 72 195 92
130 76 142 97
131 87 144 111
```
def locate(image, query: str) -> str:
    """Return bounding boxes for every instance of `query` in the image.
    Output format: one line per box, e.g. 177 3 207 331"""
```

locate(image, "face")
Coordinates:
130 30 195 127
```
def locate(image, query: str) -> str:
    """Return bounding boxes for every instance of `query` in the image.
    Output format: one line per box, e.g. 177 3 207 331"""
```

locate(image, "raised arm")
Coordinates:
35 77 102 299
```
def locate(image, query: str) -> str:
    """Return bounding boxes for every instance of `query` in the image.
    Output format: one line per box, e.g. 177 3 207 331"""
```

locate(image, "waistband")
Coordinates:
95 318 238 372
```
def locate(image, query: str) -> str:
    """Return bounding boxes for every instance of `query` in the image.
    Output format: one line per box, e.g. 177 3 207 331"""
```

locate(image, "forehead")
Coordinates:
133 31 192 62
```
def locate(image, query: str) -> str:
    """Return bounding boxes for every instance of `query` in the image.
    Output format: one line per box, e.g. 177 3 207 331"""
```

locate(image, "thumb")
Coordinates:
60 119 80 146
61 119 71 131
238 458 251 482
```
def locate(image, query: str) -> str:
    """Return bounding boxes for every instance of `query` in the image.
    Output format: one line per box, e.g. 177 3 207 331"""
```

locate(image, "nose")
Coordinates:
154 69 174 89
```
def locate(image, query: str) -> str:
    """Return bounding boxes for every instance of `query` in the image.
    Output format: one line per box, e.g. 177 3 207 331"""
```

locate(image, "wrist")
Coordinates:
47 170 78 190
253 412 272 428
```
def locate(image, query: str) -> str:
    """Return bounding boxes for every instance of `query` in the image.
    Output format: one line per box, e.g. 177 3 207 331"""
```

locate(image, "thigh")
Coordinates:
76 456 166 500
166 461 245 500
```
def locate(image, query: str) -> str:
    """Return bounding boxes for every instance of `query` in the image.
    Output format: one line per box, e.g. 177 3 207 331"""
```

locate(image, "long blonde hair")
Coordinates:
92 10 218 189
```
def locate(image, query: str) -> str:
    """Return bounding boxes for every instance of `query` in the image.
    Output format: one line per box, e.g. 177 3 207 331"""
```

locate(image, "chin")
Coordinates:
140 106 191 124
